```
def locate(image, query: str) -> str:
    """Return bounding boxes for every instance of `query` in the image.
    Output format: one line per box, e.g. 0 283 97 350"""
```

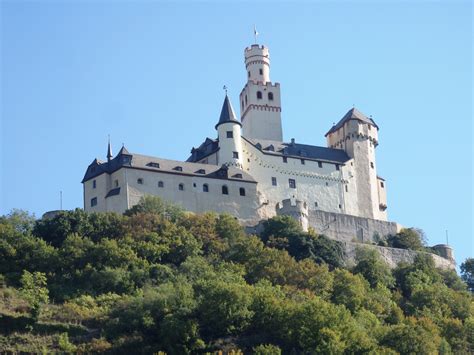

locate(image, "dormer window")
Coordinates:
268 92 274 100
257 91 262 99
233 173 243 179
174 166 183 172
122 156 131 164
196 169 206 174
147 162 160 168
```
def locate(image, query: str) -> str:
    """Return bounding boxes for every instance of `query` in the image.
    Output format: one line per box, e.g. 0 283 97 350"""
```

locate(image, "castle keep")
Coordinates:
82 42 398 243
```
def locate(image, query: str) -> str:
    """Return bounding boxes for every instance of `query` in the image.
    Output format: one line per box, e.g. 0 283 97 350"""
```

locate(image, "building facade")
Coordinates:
82 42 390 234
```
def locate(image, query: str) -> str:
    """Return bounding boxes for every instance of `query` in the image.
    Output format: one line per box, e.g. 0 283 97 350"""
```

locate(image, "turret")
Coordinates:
216 94 243 168
326 108 386 220
239 44 283 142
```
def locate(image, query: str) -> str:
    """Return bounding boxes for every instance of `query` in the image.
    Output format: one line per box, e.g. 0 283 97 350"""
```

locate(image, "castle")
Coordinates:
82 42 424 249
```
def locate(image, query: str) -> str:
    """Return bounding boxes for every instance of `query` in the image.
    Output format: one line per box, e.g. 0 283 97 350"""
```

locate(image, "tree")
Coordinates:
124 195 184 222
460 258 474 292
20 270 49 321
353 247 394 288
387 228 425 251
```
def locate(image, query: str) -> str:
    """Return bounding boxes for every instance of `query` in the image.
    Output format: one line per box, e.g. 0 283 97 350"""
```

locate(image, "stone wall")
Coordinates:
308 210 401 243
342 241 456 270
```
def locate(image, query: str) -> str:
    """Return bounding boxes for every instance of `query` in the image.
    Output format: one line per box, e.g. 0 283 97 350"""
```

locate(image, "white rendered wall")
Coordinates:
217 122 243 168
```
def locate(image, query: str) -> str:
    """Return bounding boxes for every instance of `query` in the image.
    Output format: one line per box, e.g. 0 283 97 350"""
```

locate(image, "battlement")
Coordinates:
245 44 268 53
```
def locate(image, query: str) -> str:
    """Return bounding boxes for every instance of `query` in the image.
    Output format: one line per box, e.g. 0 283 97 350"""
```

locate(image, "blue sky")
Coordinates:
1 1 472 266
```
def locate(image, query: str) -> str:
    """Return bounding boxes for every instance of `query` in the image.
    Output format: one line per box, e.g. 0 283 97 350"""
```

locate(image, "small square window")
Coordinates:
114 180 119 187
289 179 296 189
158 181 164 188
227 131 233 138
92 180 96 189
301 159 305 165
233 151 239 159
137 178 143 184
271 177 277 186
318 161 323 168
91 197 97 207
335 164 340 171
178 183 184 191
283 156 288 163
193 183 197 188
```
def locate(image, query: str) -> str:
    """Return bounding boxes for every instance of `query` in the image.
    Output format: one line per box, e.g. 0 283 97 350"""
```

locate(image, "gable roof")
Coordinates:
215 95 241 129
82 147 255 184
243 137 351 164
325 107 378 136
187 137 219 162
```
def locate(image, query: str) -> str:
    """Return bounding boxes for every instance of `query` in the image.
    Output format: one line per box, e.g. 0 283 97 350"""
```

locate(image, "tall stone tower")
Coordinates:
326 108 387 220
239 44 283 142
216 94 243 168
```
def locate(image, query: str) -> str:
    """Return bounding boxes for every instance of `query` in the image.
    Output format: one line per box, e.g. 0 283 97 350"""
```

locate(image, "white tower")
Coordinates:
216 94 243 168
326 108 387 221
239 44 283 142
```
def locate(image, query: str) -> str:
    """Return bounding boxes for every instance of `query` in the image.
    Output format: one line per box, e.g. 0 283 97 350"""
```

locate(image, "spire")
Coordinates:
107 135 113 162
215 94 241 129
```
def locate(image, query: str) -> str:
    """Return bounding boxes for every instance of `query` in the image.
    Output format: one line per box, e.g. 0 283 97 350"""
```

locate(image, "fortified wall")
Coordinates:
248 199 456 270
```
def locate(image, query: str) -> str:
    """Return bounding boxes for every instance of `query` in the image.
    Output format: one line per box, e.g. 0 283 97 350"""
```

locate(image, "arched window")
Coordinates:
239 187 246 196
268 92 274 100
178 183 184 191
203 184 209 192
257 91 262 99
158 181 164 188
222 185 228 195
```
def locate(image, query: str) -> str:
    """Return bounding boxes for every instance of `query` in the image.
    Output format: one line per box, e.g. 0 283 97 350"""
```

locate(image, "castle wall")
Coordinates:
241 139 352 219
308 209 401 243
342 242 456 270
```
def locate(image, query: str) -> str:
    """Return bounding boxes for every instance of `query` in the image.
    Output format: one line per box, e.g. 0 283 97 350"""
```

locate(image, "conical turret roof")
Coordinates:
215 95 241 129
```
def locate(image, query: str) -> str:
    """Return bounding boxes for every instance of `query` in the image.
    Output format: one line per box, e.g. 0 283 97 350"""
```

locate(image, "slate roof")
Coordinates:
187 137 219 163
243 137 351 164
215 95 241 129
325 107 378 136
82 147 256 184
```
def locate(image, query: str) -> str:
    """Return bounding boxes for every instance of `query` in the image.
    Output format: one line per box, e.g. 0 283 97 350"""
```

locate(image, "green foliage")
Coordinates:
0 204 472 353
20 271 49 321
387 228 426 251
353 247 394 288
461 258 474 292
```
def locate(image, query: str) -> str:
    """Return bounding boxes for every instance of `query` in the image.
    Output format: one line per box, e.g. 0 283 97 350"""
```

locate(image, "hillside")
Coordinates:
0 197 473 354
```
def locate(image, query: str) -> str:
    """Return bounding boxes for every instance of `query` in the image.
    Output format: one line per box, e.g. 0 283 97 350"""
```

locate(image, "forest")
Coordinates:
0 196 473 354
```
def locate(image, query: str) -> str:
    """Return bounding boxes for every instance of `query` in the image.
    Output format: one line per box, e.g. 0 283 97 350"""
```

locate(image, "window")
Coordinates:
315 202 318 207
239 187 246 196
259 68 263 75
203 184 209 192
381 182 384 188
122 156 131 164
93 180 96 189
196 169 206 174
335 164 340 171
158 181 164 188
318 161 323 168
233 151 239 159
271 177 277 186
222 185 229 195
91 197 97 207
227 131 233 138
370 162 374 169
114 180 119 187
368 125 372 130
248 71 250 78
289 179 296 189
193 183 197 188
268 92 274 100
257 91 262 99
245 95 248 104
283 156 288 163
233 173 243 179
137 178 143 184
147 162 160 168
174 166 183 171
326 182 329 186
178 183 184 191
339 204 342 209
345 185 348 192
242 100 244 109
301 159 305 165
